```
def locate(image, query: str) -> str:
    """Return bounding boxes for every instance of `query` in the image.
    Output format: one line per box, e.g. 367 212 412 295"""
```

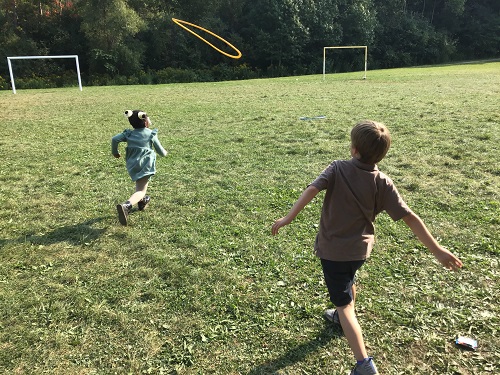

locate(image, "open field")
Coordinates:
0 62 499 374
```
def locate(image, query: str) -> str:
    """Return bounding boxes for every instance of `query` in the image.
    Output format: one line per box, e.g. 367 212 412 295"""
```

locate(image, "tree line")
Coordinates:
1 0 499 89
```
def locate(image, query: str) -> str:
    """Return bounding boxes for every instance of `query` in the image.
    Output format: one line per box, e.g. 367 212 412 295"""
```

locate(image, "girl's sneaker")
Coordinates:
138 195 150 211
350 357 379 375
117 202 132 225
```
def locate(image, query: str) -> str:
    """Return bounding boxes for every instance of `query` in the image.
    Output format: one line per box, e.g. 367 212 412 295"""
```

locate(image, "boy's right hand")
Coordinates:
113 153 121 158
272 217 290 235
271 186 320 236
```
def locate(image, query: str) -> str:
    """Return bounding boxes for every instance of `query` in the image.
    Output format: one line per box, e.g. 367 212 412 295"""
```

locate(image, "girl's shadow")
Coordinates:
1 217 107 248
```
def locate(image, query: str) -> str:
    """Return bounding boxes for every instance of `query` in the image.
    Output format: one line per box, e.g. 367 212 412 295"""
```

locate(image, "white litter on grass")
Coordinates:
299 115 326 120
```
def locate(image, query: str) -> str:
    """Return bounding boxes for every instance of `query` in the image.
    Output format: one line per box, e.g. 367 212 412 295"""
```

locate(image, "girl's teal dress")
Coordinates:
111 128 167 181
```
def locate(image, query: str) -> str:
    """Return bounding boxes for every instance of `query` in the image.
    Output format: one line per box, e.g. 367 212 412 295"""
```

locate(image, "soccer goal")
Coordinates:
7 55 83 94
322 46 368 80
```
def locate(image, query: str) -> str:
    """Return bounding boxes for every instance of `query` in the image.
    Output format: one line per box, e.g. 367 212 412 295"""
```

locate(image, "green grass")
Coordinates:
0 62 499 374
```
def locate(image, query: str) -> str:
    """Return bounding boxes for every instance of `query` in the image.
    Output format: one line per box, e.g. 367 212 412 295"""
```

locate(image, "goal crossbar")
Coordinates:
323 46 367 80
7 55 83 94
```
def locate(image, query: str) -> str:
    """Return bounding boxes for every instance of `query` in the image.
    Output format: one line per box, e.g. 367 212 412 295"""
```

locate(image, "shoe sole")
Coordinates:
116 204 128 225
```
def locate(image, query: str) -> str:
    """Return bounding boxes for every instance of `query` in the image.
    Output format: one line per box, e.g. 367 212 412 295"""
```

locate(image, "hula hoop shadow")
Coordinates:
172 18 242 59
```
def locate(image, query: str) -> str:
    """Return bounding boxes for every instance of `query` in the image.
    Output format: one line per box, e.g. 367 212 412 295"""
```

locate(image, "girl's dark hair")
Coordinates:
351 120 391 165
125 110 147 129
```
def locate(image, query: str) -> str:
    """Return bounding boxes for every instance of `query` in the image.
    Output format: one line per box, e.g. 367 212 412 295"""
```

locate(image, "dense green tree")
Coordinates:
239 0 310 75
371 0 457 68
0 0 498 85
335 0 377 72
0 1 36 61
78 0 145 76
0 0 83 77
455 0 500 59
130 0 178 71
338 0 377 45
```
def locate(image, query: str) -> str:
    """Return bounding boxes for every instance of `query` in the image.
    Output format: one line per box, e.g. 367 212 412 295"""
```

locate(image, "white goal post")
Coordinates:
7 55 83 94
323 46 368 80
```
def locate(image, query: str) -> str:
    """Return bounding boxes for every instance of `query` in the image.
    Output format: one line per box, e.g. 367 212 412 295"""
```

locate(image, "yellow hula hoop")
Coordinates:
172 18 242 59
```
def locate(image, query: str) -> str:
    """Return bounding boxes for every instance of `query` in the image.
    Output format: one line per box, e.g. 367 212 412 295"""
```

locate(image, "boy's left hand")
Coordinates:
113 153 121 158
434 246 463 271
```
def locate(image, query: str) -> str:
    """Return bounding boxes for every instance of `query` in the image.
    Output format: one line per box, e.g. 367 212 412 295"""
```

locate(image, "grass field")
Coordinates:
0 62 499 374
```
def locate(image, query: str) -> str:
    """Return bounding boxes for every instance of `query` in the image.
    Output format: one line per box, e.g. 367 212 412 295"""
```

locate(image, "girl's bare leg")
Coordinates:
127 176 150 206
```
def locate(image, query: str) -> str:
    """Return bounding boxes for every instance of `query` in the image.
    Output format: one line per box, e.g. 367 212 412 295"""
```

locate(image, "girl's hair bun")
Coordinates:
124 109 148 128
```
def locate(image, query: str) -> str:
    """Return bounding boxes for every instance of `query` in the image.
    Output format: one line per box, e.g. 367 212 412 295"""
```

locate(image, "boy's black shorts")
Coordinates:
320 258 365 307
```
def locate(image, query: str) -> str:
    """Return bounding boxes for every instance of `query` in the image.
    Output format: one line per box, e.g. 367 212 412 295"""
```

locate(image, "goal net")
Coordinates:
323 46 367 80
7 55 83 94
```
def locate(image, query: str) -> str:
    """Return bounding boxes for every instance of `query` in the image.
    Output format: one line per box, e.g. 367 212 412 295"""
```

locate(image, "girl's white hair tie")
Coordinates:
137 111 147 119
124 110 133 118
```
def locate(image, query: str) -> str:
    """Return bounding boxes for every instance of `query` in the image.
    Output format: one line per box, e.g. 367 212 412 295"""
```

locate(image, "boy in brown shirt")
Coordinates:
272 120 462 375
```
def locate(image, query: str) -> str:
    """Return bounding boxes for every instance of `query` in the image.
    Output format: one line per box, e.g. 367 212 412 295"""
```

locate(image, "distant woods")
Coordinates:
0 0 499 88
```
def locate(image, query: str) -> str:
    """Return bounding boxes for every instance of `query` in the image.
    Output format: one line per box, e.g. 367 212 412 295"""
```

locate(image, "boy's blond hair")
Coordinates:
351 120 391 165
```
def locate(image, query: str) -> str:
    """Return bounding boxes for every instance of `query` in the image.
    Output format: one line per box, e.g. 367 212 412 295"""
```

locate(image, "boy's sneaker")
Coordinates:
324 308 340 325
350 357 379 375
117 202 132 225
138 195 150 211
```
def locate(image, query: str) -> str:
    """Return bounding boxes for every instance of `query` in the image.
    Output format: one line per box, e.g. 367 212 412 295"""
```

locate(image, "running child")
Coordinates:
111 110 168 225
272 120 462 375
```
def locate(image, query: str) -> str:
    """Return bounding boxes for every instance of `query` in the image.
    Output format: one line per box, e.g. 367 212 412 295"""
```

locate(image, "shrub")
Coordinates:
137 70 153 85
15 75 51 89
155 67 199 84
232 64 259 80
0 75 8 90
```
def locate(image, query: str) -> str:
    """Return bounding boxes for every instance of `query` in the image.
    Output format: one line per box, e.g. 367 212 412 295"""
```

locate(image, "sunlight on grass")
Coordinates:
0 62 499 374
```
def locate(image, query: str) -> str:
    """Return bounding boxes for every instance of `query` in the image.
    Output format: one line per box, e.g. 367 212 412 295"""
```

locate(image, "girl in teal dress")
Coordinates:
111 110 168 225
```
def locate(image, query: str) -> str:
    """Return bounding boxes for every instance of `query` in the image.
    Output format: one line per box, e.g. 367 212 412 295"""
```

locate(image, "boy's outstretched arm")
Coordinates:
402 212 463 271
272 185 320 235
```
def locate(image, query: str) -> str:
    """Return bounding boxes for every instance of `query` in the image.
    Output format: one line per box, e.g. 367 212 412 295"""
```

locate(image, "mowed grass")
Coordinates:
0 62 498 374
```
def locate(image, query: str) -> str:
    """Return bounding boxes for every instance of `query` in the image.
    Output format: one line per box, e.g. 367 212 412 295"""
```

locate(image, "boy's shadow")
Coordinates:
247 323 343 375
0 217 107 248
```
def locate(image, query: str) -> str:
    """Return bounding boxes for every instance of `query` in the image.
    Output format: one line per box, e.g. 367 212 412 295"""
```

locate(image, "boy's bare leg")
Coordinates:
336 284 368 361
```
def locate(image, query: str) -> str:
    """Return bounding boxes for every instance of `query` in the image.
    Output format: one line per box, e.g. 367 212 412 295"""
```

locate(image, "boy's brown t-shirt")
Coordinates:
310 158 412 261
